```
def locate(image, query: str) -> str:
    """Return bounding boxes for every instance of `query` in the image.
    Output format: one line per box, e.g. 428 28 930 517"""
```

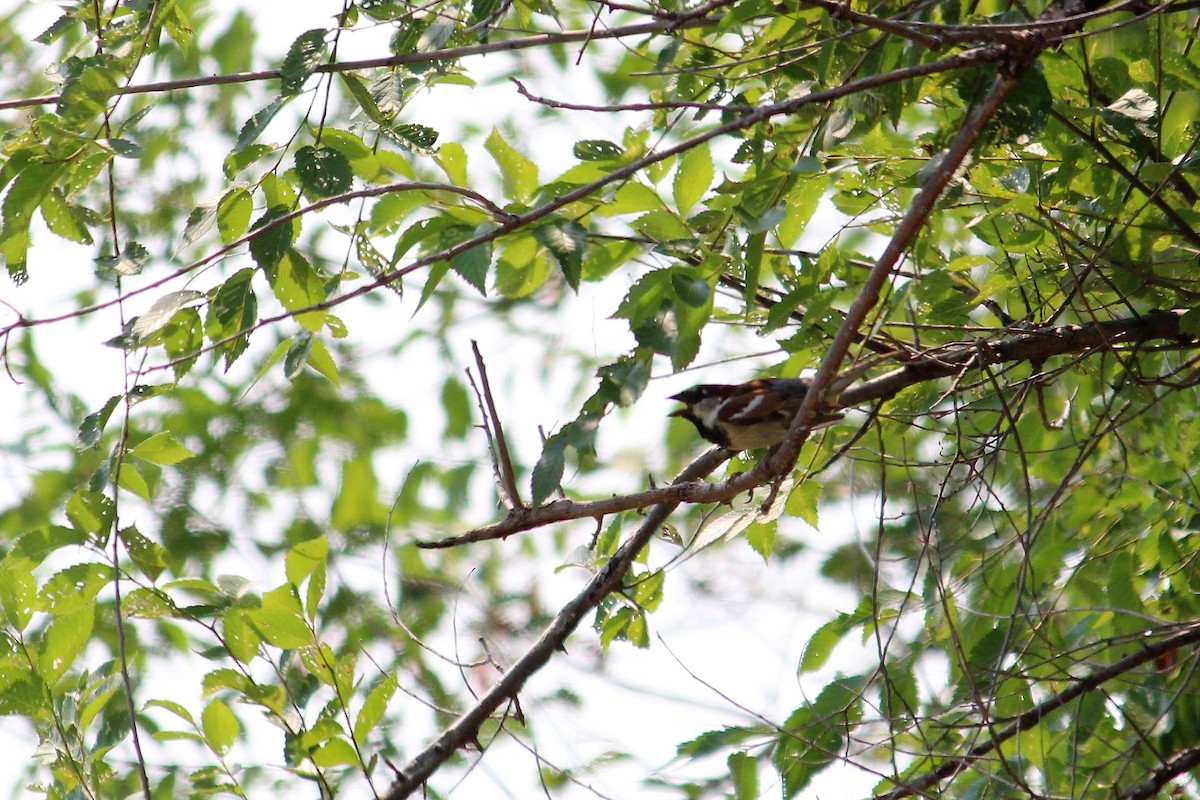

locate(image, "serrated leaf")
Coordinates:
354 674 398 740
119 526 169 581
391 122 439 153
132 290 206 340
673 143 713 215
95 241 150 278
40 188 93 244
798 615 855 674
574 139 623 161
2 162 67 281
530 435 566 507
249 585 312 648
130 432 195 465
117 462 151 500
306 338 340 384
77 395 121 449
418 17 457 52
449 224 493 294
486 127 537 202
249 206 295 270
235 97 288 152
281 29 328 96
201 698 240 755
97 137 142 158
295 145 352 198
38 602 95 684
534 219 586 290
216 188 252 244
182 201 217 248
284 331 313 379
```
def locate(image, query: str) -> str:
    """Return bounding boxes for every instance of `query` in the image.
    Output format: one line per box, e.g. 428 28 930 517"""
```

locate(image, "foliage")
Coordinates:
1 0 1199 798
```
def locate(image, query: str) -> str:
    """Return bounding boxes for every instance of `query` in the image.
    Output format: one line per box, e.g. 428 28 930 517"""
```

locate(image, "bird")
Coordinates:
669 377 843 450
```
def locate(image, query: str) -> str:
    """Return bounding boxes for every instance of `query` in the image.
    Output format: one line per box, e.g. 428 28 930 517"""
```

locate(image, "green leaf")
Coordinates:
441 378 472 439
331 454 382 530
295 145 352 198
130 432 195 466
574 140 623 161
435 141 468 185
0 560 37 631
486 127 537 202
530 434 566 508
306 337 340 384
449 224 494 295
311 737 359 767
534 218 586 290
222 609 261 663
217 188 253 244
249 205 296 270
673 143 714 215
391 122 439 153
1 162 65 281
40 187 92 244
285 536 329 587
234 95 290 151
119 526 169 581
281 29 328 95
784 480 822 528
117 463 151 501
284 331 313 379
201 698 240 755
249 585 312 648
132 290 206 341
66 490 115 539
354 674 398 740
77 395 121 449
38 602 95 684
205 268 257 371
235 97 289 152
729 751 758 800
799 614 855 674
268 249 326 330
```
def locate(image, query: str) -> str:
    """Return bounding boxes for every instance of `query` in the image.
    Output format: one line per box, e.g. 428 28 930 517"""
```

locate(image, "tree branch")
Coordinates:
417 310 1196 549
877 622 1200 800
382 448 730 799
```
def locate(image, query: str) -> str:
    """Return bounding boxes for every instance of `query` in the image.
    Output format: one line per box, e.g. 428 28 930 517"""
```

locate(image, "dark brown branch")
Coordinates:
383 448 730 799
763 55 1026 480
417 309 1194 549
838 309 1192 408
1118 741 1200 800
877 621 1200 800
0 17 722 112
5 45 1009 360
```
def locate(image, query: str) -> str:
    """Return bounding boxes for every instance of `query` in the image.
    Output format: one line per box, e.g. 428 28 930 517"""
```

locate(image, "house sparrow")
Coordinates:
669 377 843 450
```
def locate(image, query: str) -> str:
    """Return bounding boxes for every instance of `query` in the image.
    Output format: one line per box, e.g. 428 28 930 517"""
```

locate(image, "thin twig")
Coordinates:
382 448 730 799
417 309 1195 548
470 341 523 510
0 17 723 112
878 622 1200 800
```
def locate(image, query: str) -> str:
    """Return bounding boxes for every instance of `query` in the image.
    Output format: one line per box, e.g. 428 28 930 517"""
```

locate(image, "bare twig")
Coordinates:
418 310 1196 548
0 17 723 112
470 341 523 510
383 448 730 799
878 622 1200 800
